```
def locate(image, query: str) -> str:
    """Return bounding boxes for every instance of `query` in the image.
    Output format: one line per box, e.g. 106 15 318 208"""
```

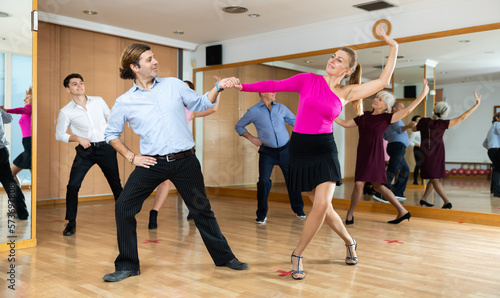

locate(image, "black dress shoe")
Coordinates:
442 203 452 209
148 210 158 230
102 270 140 282
387 212 411 224
345 216 354 225
221 258 249 270
63 223 76 236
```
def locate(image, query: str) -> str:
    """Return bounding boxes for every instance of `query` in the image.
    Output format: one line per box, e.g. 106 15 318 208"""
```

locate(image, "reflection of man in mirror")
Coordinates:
55 73 123 236
381 102 412 201
483 112 500 197
0 108 29 220
235 92 306 224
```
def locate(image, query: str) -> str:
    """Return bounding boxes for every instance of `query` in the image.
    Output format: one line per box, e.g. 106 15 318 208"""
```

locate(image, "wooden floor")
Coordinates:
2 190 500 297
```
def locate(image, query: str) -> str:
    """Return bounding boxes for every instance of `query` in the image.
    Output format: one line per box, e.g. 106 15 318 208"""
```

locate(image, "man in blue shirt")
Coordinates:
102 43 248 282
235 92 305 224
374 102 411 202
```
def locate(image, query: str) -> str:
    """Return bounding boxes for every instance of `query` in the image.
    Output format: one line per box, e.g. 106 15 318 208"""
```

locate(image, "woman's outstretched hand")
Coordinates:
378 26 398 48
474 91 481 106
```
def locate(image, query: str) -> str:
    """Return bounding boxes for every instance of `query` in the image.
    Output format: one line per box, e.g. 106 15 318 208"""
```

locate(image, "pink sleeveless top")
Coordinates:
241 73 342 134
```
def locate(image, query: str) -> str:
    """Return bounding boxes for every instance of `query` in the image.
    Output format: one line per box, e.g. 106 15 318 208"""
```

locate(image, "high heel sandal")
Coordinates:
419 200 434 207
345 237 358 266
290 251 305 280
442 202 452 209
345 216 354 225
387 212 411 224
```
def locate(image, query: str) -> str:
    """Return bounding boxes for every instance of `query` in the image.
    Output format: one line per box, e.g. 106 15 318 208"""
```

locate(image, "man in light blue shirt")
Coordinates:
0 109 28 220
103 43 248 282
235 92 305 224
374 102 411 202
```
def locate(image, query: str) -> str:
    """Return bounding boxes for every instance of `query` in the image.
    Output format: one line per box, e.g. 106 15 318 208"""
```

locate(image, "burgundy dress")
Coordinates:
416 118 450 179
353 111 393 184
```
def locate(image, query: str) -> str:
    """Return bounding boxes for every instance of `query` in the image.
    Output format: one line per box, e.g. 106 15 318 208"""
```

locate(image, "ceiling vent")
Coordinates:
353 1 396 11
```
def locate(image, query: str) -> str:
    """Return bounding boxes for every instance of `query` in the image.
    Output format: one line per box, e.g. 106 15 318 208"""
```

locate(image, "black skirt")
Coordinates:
13 136 32 169
289 132 342 192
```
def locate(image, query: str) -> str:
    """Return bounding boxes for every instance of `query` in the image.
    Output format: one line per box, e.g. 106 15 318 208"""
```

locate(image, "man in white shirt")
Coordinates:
55 73 122 236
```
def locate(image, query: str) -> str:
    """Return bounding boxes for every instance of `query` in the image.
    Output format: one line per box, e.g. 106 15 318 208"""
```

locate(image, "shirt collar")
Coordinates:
70 95 90 109
132 78 159 92
258 100 275 109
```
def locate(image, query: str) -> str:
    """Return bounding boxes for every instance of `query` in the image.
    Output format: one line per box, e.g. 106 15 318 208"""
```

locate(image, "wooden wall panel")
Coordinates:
36 23 177 201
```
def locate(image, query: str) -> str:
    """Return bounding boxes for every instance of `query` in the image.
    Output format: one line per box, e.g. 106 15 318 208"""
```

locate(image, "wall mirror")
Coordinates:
194 24 500 222
0 0 36 250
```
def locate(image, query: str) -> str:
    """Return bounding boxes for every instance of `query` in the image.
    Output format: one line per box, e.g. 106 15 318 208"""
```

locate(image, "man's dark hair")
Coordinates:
63 73 84 88
183 80 195 90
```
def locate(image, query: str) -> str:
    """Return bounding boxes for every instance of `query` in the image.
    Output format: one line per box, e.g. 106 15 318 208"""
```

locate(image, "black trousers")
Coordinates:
114 155 235 271
413 146 421 184
256 143 304 219
65 143 122 222
488 148 500 196
0 147 28 219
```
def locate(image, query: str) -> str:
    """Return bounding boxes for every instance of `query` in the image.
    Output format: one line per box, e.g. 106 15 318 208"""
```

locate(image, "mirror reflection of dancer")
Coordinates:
148 78 221 229
336 81 429 226
0 87 32 185
103 43 248 282
227 26 396 280
55 73 123 236
483 113 500 198
0 109 28 220
235 92 306 225
409 115 422 185
416 93 481 208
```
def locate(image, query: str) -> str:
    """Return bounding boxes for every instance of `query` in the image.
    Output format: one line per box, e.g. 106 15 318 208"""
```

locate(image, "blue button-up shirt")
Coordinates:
105 77 216 155
235 101 295 148
383 119 409 148
0 109 13 148
483 121 500 149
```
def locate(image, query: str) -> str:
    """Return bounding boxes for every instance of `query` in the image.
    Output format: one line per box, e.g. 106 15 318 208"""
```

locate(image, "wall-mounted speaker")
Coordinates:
404 85 417 98
206 45 222 66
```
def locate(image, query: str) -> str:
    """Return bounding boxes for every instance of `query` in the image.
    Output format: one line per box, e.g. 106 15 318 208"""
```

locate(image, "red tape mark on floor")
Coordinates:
276 270 292 277
144 239 161 243
384 240 403 244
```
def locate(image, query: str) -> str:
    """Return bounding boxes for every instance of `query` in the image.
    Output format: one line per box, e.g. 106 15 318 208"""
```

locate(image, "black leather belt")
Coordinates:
91 141 107 147
149 148 195 162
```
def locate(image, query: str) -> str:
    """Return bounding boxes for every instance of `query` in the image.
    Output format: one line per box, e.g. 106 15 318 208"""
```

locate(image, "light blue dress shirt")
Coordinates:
383 119 409 148
0 109 13 148
483 122 500 149
105 77 216 155
235 101 295 148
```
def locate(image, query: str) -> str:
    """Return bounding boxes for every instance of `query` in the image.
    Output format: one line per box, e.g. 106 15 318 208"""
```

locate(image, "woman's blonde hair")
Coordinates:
340 47 363 115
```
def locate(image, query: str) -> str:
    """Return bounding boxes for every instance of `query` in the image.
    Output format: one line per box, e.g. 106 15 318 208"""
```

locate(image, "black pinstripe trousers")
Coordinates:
114 155 235 271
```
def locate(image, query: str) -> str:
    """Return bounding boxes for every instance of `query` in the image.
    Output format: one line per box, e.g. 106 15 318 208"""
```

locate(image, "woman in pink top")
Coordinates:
1 87 32 185
230 28 398 280
148 78 221 229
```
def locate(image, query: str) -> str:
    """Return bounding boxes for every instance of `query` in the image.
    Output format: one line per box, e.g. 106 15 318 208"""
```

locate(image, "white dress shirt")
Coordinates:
55 96 111 143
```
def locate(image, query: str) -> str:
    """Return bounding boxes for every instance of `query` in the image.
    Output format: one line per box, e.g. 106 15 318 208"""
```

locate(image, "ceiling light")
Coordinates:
222 6 248 14
406 59 412 62
0 12 11 17
465 77 471 80
458 40 470 43
0 37 6 41
441 71 448 74
485 51 495 54
385 55 404 59
173 30 184 35
83 10 98 15
248 14 260 18
305 60 313 64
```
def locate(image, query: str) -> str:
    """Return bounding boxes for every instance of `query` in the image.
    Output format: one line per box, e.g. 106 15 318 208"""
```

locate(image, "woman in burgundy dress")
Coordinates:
335 80 429 224
415 92 481 209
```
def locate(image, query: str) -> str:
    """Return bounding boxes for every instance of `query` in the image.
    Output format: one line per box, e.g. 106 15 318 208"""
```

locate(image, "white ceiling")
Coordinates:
2 0 499 85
